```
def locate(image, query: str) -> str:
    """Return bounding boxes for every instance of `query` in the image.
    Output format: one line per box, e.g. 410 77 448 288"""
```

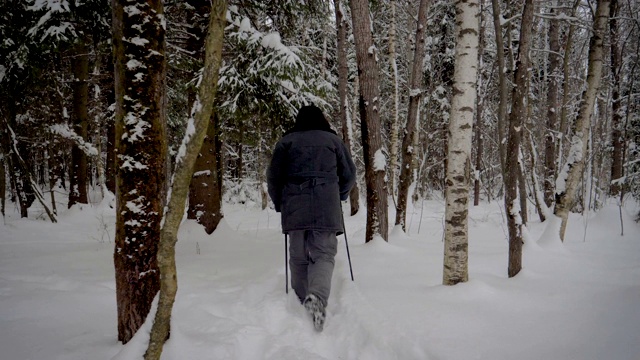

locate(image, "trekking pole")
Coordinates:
340 204 354 281
284 233 289 294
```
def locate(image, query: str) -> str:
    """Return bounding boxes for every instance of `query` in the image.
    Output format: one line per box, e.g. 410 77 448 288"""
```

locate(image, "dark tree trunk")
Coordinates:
609 0 623 196
106 120 116 194
3 105 35 218
544 5 561 208
350 0 388 242
518 158 528 225
186 0 223 233
334 0 360 216
505 0 535 278
474 0 485 207
491 0 508 174
69 40 90 208
188 113 223 234
395 0 430 230
0 153 5 217
112 0 167 344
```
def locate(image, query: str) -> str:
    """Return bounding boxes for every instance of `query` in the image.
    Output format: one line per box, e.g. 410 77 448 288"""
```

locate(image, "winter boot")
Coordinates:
303 294 326 332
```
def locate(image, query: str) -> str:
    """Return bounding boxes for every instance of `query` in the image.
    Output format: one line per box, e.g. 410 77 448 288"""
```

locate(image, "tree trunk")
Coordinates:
69 40 89 208
491 0 508 173
474 0 485 206
505 0 535 278
46 136 58 217
105 120 116 194
334 0 360 216
557 1 581 173
188 112 224 234
609 0 623 196
3 119 56 222
144 1 226 358
2 105 35 219
443 0 479 286
350 0 388 242
518 157 528 225
554 0 610 241
388 0 399 197
544 1 561 208
112 0 167 344
0 153 5 217
395 0 431 231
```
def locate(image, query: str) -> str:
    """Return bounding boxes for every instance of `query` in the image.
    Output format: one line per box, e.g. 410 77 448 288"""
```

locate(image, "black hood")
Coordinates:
284 105 337 136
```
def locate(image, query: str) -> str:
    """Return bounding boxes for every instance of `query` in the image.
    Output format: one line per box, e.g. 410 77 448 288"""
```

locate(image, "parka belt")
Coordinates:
288 173 339 189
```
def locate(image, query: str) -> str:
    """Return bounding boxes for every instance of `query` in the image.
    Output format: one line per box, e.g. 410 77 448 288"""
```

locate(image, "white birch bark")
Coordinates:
554 0 610 241
443 0 479 285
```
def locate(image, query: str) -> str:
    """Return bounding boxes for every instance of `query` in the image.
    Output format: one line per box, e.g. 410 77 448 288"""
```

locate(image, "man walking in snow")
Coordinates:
267 104 356 331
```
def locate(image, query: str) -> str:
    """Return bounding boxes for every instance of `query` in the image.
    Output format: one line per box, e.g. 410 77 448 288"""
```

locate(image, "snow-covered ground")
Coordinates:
1 193 639 360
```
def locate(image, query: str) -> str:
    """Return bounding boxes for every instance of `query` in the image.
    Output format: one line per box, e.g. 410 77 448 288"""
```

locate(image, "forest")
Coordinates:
1 0 639 359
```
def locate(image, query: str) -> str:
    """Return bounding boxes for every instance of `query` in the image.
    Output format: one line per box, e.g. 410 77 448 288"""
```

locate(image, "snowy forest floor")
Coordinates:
1 192 639 360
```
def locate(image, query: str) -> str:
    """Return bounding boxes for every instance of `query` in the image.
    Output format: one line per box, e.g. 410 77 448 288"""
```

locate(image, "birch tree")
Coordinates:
350 0 388 242
395 0 431 231
505 0 535 278
144 1 226 358
554 0 610 241
443 0 479 285
112 0 168 344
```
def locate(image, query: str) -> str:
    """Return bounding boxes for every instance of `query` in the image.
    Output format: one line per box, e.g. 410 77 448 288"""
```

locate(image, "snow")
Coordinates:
129 37 149 46
373 149 386 172
1 191 640 360
49 124 99 156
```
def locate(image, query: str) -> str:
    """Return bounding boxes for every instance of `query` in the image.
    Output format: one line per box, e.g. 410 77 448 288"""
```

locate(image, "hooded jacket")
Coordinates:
267 105 356 234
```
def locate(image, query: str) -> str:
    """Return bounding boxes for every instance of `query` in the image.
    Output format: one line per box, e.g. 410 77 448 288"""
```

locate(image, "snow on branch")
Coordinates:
27 0 76 41
50 124 99 157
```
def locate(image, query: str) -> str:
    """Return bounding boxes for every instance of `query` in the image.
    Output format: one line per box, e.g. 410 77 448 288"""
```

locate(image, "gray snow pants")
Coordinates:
288 230 338 307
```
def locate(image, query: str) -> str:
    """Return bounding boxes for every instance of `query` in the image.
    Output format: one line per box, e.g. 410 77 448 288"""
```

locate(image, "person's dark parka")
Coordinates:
267 105 356 234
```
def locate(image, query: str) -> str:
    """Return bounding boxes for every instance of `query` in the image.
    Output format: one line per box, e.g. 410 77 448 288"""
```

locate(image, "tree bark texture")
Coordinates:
144 1 227 359
2 109 36 219
388 0 399 197
334 0 360 216
491 0 508 173
106 110 117 194
3 120 57 222
187 112 223 234
505 0 535 278
68 39 89 208
554 0 610 241
112 0 167 344
558 1 581 174
185 0 224 234
395 0 431 231
544 2 561 208
609 0 623 196
474 0 484 206
0 154 5 217
443 0 479 286
350 0 388 242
